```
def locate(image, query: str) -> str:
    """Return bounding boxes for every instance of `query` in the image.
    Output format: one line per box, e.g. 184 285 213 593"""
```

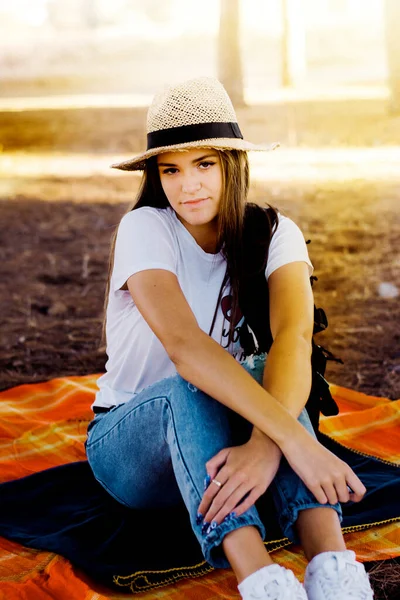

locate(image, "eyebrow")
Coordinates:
157 153 218 167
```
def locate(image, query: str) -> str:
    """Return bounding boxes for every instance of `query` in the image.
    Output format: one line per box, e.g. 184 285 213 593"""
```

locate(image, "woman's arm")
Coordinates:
127 268 365 505
127 269 302 449
250 261 314 446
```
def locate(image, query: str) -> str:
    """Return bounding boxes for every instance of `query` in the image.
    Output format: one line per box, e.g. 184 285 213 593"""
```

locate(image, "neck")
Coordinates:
178 217 219 254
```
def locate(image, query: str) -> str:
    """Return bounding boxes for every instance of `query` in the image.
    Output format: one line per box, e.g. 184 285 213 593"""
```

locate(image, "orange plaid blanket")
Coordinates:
0 375 399 599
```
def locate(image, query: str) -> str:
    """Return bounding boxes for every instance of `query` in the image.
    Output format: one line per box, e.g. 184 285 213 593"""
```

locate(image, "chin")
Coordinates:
186 213 216 227
184 204 218 221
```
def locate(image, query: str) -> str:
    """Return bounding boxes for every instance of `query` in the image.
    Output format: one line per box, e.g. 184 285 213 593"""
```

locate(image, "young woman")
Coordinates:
85 77 374 599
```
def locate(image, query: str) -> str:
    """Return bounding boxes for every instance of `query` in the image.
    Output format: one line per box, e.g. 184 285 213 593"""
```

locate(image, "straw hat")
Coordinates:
111 77 279 171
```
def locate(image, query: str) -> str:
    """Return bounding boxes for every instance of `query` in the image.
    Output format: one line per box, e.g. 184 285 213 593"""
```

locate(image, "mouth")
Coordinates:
183 198 209 206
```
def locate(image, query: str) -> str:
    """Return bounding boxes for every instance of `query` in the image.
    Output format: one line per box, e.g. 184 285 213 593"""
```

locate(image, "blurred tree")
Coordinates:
218 0 245 107
384 0 400 113
281 0 306 87
82 0 99 28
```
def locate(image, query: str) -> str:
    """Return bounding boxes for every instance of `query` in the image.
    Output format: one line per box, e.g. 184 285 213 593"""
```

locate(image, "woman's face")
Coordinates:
157 149 223 231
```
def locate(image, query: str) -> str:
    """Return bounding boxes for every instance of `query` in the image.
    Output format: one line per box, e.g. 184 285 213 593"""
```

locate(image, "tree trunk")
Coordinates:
281 0 306 87
218 0 245 107
384 0 400 113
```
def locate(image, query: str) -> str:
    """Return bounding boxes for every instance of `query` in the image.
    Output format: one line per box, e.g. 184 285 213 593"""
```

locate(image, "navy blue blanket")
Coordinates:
0 432 399 591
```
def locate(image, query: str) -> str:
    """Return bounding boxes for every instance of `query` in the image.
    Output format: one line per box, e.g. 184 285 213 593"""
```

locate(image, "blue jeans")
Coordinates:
85 354 342 568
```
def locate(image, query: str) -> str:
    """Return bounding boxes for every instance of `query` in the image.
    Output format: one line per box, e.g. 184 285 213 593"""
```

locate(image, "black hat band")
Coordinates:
147 121 243 150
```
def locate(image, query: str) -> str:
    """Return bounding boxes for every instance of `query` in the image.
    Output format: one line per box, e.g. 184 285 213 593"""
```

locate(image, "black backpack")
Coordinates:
238 203 342 432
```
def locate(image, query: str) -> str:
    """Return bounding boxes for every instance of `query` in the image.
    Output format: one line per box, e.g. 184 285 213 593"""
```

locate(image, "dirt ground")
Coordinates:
1 171 399 399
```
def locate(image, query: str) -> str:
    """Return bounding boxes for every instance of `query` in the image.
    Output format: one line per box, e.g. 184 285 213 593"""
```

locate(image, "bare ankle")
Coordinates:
222 526 273 583
297 507 346 561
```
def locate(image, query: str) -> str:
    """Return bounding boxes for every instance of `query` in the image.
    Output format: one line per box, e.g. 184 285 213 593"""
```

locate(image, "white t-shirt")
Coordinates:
93 206 313 409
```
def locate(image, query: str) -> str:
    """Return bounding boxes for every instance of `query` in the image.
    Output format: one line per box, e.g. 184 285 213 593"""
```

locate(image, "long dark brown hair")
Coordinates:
101 149 278 346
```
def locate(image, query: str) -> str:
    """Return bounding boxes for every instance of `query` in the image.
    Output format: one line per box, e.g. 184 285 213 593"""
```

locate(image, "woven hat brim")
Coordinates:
111 138 280 171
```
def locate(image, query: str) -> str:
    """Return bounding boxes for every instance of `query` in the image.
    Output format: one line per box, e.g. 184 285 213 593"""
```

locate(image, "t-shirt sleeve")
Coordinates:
265 214 314 280
111 208 177 292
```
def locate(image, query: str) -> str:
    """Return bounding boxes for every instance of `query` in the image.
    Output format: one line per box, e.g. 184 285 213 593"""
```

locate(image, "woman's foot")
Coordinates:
238 563 307 599
304 550 374 599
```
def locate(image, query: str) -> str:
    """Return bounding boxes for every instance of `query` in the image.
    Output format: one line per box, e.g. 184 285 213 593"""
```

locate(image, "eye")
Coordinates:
161 167 178 175
199 161 215 169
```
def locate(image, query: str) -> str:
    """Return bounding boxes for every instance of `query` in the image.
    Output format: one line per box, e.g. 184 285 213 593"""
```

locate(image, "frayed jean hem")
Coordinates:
201 512 266 569
279 501 343 545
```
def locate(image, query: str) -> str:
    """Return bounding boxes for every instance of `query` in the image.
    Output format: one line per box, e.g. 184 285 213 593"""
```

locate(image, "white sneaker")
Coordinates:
304 550 374 599
238 563 307 599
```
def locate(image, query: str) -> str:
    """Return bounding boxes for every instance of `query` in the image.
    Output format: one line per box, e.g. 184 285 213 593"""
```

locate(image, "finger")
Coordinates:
198 484 221 517
321 481 339 506
346 472 366 502
231 486 263 519
207 482 251 524
203 474 245 523
334 479 350 504
310 485 329 505
206 448 230 479
198 471 229 516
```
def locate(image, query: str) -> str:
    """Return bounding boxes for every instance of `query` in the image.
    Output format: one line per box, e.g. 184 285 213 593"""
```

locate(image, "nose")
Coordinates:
181 174 202 195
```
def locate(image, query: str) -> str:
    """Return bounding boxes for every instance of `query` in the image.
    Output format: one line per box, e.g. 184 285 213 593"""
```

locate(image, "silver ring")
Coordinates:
211 479 222 488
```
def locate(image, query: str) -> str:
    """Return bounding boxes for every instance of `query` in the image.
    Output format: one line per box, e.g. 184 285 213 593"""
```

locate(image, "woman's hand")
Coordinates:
282 426 366 505
197 435 281 526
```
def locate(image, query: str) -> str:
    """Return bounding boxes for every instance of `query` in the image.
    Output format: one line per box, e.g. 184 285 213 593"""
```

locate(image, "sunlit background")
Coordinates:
0 0 392 98
0 0 399 183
